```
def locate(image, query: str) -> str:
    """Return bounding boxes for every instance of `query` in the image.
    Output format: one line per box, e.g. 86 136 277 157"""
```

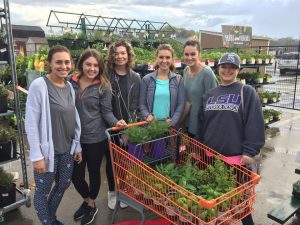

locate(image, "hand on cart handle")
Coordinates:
111 121 149 131
115 119 127 128
166 118 172 124
240 155 254 165
146 114 155 123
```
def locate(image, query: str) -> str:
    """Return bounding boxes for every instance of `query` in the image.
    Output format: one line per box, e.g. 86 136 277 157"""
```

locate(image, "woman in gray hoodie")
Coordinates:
70 49 126 225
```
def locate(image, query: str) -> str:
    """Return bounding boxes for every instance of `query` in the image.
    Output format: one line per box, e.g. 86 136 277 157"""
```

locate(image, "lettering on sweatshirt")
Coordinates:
205 94 241 112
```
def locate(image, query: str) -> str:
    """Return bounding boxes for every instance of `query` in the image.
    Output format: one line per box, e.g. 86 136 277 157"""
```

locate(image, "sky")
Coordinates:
8 0 300 39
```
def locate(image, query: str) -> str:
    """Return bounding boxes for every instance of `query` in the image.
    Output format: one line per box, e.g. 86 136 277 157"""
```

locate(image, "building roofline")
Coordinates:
199 29 272 40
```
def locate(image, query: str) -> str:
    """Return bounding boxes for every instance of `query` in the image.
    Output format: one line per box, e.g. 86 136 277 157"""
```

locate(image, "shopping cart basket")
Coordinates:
105 122 260 225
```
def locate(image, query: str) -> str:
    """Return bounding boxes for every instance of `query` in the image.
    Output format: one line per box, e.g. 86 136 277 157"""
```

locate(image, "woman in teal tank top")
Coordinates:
140 44 185 127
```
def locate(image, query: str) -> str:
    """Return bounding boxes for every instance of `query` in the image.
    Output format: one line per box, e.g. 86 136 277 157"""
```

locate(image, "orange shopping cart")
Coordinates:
105 122 260 225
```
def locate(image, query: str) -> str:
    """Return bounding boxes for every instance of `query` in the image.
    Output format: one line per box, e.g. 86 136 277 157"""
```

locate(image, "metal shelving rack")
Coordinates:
0 0 30 222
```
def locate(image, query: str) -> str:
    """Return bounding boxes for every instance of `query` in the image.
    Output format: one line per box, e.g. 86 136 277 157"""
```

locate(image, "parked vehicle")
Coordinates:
278 52 300 74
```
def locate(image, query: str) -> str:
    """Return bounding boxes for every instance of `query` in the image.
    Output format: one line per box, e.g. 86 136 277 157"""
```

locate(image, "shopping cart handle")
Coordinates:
111 121 149 131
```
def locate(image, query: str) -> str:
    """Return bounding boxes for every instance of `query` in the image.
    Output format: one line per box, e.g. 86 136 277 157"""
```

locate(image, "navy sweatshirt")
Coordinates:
196 82 265 157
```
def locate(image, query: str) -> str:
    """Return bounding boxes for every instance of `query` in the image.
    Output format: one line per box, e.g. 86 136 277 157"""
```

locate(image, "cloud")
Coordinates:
8 0 300 38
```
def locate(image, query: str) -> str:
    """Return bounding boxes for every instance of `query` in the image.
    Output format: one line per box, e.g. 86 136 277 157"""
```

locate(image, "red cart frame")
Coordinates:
106 123 260 225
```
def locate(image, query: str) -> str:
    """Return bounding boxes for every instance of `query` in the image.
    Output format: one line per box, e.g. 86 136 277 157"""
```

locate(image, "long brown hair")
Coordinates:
155 44 176 72
77 48 111 94
106 39 136 72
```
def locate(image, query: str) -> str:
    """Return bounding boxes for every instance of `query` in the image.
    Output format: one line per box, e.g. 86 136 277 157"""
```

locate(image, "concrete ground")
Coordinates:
1 107 300 225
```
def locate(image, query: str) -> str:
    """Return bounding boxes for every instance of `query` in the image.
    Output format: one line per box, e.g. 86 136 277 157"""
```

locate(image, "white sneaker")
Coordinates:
107 191 117 210
107 191 128 209
120 201 128 209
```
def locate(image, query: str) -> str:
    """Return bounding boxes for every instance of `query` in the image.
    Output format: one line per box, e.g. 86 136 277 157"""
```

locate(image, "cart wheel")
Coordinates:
22 189 31 207
25 195 31 207
296 209 300 218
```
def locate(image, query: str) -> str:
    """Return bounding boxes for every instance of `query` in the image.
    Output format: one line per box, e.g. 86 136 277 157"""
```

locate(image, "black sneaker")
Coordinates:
74 201 89 220
81 205 98 225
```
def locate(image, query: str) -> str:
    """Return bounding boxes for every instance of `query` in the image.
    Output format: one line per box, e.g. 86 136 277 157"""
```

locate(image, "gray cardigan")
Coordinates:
25 77 81 172
139 71 185 126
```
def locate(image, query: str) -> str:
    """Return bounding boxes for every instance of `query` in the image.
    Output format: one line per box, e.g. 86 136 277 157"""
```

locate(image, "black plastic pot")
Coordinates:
0 95 8 113
0 141 17 163
0 183 16 208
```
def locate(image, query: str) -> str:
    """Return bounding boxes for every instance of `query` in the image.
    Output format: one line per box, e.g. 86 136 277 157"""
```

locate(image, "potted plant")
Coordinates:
269 109 282 121
217 198 231 223
152 39 162 48
198 207 217 225
131 37 141 47
263 111 270 124
122 125 150 160
269 92 279 103
264 74 272 83
292 180 300 199
0 84 9 113
147 120 170 158
258 92 268 104
0 125 18 163
247 54 256 65
256 53 263 64
237 73 247 84
0 166 16 208
257 73 264 84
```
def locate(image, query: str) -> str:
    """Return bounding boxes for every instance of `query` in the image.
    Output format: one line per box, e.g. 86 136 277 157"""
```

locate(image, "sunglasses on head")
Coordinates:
184 52 197 57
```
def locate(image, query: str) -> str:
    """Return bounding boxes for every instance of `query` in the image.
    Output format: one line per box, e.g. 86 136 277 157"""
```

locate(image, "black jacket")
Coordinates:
108 69 141 123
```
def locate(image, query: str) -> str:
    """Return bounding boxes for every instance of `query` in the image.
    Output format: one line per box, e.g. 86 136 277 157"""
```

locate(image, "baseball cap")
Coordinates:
218 53 241 68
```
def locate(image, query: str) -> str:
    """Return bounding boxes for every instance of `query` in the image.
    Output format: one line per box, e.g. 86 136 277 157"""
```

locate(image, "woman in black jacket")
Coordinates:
106 39 141 210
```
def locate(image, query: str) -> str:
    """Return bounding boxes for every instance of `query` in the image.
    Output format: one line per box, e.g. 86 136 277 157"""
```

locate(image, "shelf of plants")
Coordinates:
106 123 260 225
0 0 31 222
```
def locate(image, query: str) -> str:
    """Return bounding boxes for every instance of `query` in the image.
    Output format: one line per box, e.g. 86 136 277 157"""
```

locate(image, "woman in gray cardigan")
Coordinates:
25 45 82 225
140 44 185 127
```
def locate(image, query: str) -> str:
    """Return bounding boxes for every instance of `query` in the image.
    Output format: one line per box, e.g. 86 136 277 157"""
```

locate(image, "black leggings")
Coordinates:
72 139 115 200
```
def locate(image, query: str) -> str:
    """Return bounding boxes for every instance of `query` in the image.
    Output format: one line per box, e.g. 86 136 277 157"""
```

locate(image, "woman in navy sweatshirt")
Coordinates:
196 53 265 225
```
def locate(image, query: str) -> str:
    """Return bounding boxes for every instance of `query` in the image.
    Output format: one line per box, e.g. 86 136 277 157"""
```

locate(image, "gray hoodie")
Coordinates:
71 75 118 143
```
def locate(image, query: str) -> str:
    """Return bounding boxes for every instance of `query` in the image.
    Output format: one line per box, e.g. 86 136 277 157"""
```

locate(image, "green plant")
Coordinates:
122 125 150 144
0 125 17 143
199 207 217 222
0 84 8 97
267 109 282 121
293 180 300 192
0 166 14 188
147 120 170 139
264 74 272 82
